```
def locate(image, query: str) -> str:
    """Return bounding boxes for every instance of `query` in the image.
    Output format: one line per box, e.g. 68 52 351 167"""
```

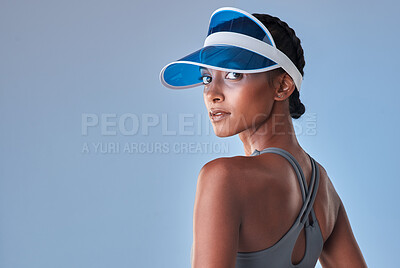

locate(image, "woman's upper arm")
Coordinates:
192 159 242 268
319 201 368 267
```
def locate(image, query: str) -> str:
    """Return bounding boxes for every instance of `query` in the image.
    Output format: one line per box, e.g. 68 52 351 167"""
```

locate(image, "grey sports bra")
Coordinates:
190 147 323 268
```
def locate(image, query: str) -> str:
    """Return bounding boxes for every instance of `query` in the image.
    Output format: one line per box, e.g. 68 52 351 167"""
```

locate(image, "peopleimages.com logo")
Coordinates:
80 112 317 155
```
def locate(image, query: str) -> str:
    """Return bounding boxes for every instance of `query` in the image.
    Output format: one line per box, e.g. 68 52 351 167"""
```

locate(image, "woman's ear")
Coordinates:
274 73 295 101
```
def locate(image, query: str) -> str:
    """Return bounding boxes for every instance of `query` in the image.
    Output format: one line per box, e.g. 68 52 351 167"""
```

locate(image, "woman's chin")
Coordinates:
212 127 234 137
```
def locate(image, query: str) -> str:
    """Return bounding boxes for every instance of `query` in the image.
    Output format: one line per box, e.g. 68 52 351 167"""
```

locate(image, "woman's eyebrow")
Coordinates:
199 67 210 75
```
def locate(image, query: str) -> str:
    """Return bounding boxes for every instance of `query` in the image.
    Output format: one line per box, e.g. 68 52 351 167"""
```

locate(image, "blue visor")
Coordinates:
160 7 302 90
163 45 277 88
207 9 274 46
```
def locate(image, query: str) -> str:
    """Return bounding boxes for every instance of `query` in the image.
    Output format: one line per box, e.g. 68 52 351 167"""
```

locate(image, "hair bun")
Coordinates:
253 13 306 119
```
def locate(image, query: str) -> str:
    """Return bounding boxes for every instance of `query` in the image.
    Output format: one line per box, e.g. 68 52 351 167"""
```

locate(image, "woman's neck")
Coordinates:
239 112 300 156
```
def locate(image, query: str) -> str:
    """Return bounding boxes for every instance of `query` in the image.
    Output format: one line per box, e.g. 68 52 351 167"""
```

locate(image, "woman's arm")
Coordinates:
192 159 242 268
319 201 368 267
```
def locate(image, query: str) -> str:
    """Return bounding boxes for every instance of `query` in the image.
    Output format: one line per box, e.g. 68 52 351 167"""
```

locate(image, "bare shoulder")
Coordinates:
196 157 239 208
195 154 279 216
197 154 275 187
198 156 238 181
196 155 252 198
312 161 342 242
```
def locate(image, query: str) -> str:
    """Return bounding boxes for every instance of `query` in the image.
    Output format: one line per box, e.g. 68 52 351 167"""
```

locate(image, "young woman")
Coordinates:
160 7 367 268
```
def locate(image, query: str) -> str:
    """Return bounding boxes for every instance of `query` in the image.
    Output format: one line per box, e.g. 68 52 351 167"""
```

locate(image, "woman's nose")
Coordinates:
204 74 225 103
204 83 224 103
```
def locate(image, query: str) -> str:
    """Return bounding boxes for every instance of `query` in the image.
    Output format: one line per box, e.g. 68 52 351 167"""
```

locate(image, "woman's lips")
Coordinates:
209 109 231 122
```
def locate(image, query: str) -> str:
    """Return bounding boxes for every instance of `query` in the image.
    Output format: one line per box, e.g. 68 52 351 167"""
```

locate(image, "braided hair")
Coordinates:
252 13 306 119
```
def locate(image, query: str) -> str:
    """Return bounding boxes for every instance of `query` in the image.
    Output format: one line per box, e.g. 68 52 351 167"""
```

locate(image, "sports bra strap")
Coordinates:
301 155 320 225
265 148 316 225
256 148 307 202
254 147 319 226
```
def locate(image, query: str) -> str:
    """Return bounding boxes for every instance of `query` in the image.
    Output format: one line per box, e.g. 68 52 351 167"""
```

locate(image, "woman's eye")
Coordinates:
226 72 242 80
202 76 212 85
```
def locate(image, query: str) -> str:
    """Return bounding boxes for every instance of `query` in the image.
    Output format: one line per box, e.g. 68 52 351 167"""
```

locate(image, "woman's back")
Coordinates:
233 146 338 266
191 146 366 267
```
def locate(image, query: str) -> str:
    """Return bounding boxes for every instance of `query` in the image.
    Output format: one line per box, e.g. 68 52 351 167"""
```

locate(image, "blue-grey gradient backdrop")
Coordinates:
1 0 399 267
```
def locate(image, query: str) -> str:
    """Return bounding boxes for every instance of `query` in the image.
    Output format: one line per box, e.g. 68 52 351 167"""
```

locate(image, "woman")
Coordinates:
160 7 367 268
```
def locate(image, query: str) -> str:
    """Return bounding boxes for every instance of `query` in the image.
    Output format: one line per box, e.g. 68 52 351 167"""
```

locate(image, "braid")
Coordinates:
252 13 306 119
